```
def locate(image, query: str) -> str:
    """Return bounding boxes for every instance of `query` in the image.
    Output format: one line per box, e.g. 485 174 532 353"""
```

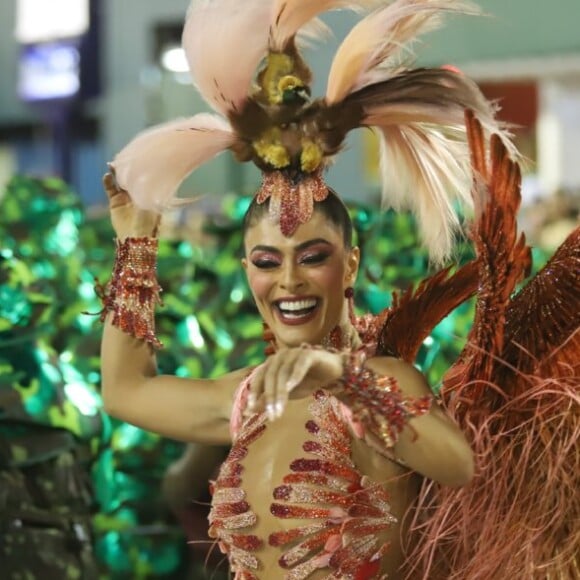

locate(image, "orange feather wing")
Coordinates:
377 260 479 363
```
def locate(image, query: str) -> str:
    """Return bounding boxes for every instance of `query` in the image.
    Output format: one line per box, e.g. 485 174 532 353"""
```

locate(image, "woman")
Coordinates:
100 175 474 578
100 1 578 577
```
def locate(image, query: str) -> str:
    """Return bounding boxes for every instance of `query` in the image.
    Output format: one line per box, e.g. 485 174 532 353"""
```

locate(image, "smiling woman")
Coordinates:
98 0 579 579
100 174 473 578
243 211 359 350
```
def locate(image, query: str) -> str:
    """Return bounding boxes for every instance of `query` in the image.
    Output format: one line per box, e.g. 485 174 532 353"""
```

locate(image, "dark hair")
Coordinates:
242 187 353 249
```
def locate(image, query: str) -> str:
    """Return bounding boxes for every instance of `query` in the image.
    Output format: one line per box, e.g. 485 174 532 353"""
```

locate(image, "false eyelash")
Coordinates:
300 252 330 265
252 259 281 269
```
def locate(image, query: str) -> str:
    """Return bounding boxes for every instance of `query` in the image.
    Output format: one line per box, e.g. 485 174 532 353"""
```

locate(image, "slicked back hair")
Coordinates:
242 188 353 250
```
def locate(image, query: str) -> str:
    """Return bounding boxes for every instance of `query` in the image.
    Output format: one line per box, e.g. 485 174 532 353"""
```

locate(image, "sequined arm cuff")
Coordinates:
99 236 163 348
339 350 433 448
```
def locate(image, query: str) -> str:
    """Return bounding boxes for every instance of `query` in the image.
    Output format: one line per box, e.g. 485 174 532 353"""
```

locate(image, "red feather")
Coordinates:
378 260 479 363
403 111 580 580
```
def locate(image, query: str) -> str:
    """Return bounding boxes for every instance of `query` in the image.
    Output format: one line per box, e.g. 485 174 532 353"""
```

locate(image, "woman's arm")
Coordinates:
101 321 244 444
99 173 243 444
247 346 473 486
364 356 474 487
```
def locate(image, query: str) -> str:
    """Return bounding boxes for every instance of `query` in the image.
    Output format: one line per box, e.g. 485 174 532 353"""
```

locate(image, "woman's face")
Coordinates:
243 211 359 349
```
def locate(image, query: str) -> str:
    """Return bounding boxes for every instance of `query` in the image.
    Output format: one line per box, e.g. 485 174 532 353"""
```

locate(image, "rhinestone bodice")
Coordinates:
208 382 396 580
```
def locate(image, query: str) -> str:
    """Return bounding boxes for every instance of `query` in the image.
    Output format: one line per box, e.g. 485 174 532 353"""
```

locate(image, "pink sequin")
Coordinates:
208 412 268 576
267 392 397 579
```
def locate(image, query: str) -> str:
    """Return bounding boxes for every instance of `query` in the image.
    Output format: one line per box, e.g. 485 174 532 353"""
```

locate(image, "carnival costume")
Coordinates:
103 0 579 578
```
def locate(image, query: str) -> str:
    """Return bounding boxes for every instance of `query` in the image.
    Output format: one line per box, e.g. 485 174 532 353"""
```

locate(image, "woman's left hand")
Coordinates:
247 347 343 420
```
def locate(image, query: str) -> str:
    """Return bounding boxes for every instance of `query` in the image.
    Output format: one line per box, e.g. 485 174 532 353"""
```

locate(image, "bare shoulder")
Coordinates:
365 356 431 398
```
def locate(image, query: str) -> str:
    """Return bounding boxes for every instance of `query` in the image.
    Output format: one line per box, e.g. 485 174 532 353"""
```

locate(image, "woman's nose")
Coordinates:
278 262 305 292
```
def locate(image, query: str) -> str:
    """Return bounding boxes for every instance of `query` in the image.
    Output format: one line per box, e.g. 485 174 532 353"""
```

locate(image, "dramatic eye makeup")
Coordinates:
249 239 334 269
299 252 329 265
298 247 333 265
296 239 334 265
250 251 281 269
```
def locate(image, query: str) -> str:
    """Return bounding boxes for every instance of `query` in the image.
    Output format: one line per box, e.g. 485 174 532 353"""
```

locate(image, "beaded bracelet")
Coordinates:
98 236 163 348
339 350 433 448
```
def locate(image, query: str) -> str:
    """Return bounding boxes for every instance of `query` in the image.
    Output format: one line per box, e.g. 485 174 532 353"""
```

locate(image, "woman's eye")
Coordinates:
300 253 329 265
252 259 280 269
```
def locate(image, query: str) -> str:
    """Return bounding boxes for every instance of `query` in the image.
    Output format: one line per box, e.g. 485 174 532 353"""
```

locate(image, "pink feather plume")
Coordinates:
182 0 272 115
326 0 480 105
111 114 236 211
346 66 515 264
403 371 580 580
269 0 376 51
377 123 472 263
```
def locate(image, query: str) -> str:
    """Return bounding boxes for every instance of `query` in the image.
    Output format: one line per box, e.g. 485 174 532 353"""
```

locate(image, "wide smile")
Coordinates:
272 296 320 326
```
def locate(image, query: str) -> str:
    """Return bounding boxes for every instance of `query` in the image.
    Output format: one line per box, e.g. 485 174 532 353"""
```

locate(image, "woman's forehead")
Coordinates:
245 212 342 250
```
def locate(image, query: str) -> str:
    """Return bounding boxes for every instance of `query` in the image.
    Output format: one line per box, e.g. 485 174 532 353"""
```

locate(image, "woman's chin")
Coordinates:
274 325 328 349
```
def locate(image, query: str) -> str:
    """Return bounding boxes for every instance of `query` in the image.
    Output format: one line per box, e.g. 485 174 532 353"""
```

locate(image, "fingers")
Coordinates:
285 350 310 391
247 364 265 414
248 348 310 421
102 170 161 237
102 171 131 209
263 356 284 420
269 348 312 419
248 352 288 421
246 348 340 422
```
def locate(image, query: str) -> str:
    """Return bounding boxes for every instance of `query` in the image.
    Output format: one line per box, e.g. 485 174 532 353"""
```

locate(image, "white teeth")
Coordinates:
278 298 317 311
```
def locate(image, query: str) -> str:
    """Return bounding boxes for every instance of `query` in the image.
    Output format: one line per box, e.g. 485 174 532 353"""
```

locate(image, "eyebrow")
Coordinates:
249 238 333 254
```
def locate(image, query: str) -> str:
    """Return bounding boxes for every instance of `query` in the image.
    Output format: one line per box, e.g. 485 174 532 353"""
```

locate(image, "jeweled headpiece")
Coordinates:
111 0 513 261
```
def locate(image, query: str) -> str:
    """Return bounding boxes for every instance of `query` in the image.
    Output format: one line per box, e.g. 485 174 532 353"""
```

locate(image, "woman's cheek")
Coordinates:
247 271 271 301
315 263 344 288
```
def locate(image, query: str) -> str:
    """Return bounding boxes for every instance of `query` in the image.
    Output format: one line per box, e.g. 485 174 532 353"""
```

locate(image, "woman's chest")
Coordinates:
210 391 402 579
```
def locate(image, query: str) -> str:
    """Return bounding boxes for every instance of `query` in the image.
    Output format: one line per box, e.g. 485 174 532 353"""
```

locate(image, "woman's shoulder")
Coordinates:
365 355 430 398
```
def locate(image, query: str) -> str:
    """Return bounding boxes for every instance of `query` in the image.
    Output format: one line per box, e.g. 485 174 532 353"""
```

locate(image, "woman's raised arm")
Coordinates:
101 322 244 444
99 173 243 444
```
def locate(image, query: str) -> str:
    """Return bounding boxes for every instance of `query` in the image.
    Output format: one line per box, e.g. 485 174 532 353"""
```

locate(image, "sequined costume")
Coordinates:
105 1 580 578
206 315 433 580
210 374 406 579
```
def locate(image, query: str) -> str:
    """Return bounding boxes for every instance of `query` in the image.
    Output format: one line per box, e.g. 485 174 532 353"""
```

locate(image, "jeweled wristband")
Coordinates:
99 236 163 349
339 350 433 448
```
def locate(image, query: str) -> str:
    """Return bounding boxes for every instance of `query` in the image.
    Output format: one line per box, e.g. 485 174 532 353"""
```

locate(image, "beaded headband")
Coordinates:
111 0 514 261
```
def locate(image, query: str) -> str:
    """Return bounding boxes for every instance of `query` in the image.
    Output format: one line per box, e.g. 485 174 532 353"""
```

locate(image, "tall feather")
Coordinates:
182 0 272 115
321 0 509 263
378 123 472 262
111 114 236 211
326 0 480 104
502 227 580 380
269 0 376 51
443 110 530 394
348 68 515 262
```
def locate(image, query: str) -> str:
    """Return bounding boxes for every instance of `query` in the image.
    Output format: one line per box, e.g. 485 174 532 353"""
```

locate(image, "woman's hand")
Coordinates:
103 171 161 239
247 346 344 420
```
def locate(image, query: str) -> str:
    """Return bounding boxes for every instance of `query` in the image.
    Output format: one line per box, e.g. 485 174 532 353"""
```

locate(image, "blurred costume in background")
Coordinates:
0 178 104 578
110 0 579 578
0 179 190 579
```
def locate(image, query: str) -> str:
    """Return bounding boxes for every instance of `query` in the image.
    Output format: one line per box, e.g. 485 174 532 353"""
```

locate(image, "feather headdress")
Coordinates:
111 0 513 262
